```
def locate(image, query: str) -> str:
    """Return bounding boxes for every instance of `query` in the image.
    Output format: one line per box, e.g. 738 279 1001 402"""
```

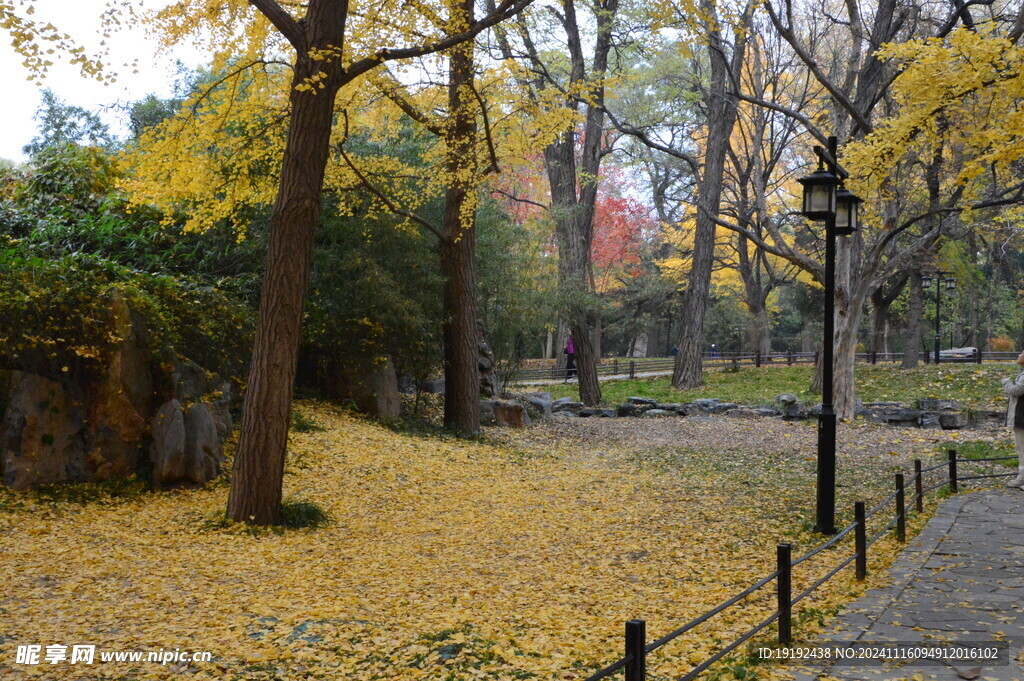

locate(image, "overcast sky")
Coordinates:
0 0 201 163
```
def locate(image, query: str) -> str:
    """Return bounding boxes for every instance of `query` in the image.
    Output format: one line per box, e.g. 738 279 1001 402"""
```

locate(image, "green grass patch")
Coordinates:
198 497 330 534
542 362 1016 410
279 498 331 528
291 408 326 432
940 440 1017 467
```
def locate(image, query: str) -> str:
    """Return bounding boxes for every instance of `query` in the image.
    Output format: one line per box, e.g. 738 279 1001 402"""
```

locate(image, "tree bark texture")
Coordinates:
228 60 341 525
673 3 748 389
832 309 862 419
870 275 906 357
538 0 620 406
228 0 529 523
439 0 481 434
440 231 480 432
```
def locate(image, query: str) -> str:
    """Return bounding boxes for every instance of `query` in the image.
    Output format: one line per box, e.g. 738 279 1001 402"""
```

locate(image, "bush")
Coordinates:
0 248 252 384
990 334 1016 352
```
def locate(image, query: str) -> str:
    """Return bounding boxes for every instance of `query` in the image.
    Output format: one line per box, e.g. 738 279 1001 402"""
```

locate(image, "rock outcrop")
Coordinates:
0 293 235 490
0 372 86 490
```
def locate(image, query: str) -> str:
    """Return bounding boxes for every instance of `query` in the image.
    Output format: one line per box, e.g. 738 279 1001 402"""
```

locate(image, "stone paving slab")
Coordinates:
791 489 1024 681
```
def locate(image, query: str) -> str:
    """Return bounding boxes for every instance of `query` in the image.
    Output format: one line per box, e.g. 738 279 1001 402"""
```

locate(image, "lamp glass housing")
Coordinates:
945 277 956 290
798 168 838 220
921 274 933 288
834 187 862 236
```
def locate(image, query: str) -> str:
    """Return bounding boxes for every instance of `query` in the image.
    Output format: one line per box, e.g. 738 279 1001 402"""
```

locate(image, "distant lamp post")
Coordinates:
733 325 741 354
922 271 956 364
798 136 862 536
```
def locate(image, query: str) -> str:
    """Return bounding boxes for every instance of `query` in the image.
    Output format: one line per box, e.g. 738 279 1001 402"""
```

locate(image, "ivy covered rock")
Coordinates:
0 256 249 490
0 371 87 490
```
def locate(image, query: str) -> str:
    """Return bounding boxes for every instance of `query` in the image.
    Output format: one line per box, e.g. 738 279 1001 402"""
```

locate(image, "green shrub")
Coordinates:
0 248 252 384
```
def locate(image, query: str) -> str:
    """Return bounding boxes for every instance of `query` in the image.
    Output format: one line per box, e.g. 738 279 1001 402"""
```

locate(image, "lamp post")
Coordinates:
921 271 956 364
797 136 862 535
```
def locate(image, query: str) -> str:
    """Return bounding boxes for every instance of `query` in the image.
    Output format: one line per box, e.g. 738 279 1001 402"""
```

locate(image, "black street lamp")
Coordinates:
921 271 956 364
797 136 862 535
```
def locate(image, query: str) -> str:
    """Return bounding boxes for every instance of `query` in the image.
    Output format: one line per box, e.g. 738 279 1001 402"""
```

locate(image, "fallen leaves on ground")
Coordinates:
0 404 1003 680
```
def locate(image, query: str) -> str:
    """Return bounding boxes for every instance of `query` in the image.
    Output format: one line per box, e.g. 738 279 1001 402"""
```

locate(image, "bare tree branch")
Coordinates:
345 0 534 83
249 0 304 49
338 111 446 241
764 0 874 135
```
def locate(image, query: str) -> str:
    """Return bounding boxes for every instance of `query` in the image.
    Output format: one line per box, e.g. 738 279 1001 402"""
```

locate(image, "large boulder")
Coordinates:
641 409 675 417
339 357 400 419
151 399 229 486
688 399 721 413
726 407 777 418
579 408 617 418
552 398 584 415
84 293 153 480
183 403 223 483
206 381 234 440
968 410 1006 428
150 400 187 484
519 392 552 419
939 412 968 430
420 378 446 394
0 372 87 490
172 358 212 403
480 400 531 427
775 393 798 409
867 405 921 427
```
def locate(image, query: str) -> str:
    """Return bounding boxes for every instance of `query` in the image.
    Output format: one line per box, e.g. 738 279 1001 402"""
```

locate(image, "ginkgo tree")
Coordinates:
0 0 119 84
120 0 534 524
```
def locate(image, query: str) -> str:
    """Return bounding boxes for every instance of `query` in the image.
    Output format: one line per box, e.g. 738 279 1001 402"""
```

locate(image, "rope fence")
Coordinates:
578 448 1018 681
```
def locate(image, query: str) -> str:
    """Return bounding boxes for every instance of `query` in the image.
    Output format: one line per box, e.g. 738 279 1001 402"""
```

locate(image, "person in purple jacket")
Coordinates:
564 332 576 379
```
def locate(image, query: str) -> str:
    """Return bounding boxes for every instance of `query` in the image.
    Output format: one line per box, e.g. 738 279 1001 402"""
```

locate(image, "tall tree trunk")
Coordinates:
870 275 906 359
541 0 618 406
555 321 568 370
810 343 823 394
984 258 999 351
673 1 748 388
228 64 340 525
903 272 924 368
870 290 888 356
440 4 480 434
440 232 480 432
750 300 772 356
966 231 980 349
833 306 864 419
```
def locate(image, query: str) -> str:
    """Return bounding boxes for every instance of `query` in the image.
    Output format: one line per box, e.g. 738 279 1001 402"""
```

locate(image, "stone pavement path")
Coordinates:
794 488 1024 681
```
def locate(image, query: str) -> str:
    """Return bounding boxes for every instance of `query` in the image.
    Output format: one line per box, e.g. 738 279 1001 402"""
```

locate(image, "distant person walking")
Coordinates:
564 332 577 379
1002 349 1024 488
